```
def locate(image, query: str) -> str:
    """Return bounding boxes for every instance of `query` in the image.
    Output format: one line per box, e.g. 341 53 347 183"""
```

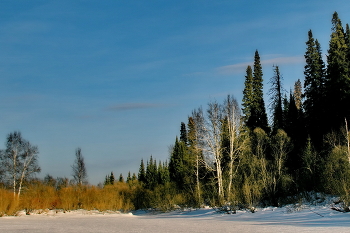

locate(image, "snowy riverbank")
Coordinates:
1 203 350 233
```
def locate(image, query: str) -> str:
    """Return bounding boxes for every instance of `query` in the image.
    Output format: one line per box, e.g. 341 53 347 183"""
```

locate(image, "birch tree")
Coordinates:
72 147 88 185
0 131 40 197
188 108 207 205
269 129 292 204
223 95 244 200
193 101 225 202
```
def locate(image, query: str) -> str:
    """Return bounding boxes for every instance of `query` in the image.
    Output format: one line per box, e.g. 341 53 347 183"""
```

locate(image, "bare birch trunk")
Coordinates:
12 150 17 198
345 118 350 164
207 101 224 202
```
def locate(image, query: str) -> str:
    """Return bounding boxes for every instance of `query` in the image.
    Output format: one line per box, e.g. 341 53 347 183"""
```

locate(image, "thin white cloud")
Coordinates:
217 55 304 75
261 56 305 66
217 61 252 75
106 103 161 112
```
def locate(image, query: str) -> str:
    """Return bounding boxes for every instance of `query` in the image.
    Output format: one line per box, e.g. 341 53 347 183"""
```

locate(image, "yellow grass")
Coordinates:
0 182 137 216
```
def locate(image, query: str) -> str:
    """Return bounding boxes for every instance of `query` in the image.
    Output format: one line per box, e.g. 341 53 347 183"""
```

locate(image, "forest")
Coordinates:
1 12 350 216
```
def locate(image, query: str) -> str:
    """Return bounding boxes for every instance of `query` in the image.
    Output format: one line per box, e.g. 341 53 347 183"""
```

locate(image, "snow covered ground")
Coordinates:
1 205 350 233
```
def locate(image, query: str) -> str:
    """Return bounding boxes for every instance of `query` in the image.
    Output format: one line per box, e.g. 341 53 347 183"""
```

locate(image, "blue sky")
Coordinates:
0 1 349 184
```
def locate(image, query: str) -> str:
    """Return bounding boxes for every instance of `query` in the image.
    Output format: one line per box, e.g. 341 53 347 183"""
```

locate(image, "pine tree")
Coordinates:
245 50 269 132
138 159 146 183
304 29 326 148
157 161 170 185
269 65 284 133
131 173 137 181
104 175 109 186
346 23 350 75
109 172 115 184
145 156 158 189
169 137 187 189
325 12 350 132
284 92 306 174
180 122 188 145
242 65 254 124
118 173 124 183
126 171 131 183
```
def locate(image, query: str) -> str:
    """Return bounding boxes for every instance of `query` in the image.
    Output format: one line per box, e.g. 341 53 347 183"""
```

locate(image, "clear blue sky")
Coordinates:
0 1 349 184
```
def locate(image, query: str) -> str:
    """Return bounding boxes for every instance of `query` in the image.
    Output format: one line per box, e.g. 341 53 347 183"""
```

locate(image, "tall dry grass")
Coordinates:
0 189 19 216
0 181 138 216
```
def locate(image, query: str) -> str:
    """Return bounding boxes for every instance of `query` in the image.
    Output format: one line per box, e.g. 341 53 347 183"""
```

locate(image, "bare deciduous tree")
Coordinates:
72 148 88 185
345 118 350 164
223 95 245 200
193 101 225 202
0 131 40 197
188 108 207 204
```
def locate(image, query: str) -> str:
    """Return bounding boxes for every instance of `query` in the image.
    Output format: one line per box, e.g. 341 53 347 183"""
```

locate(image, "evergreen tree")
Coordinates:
282 94 289 127
246 50 269 132
104 175 109 186
180 122 188 145
118 173 124 183
131 173 137 181
346 23 350 74
242 65 254 124
325 12 350 132
126 171 131 183
138 159 146 183
284 90 307 179
169 137 188 189
157 161 170 185
269 65 284 133
109 172 115 185
303 29 326 148
145 156 158 189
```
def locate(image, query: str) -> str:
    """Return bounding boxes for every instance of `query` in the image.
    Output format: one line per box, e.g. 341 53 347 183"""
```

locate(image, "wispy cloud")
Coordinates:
106 103 161 112
261 56 305 66
217 61 252 75
217 55 304 75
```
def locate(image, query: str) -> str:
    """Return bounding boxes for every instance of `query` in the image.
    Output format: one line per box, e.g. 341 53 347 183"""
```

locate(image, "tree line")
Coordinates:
2 12 350 214
130 11 350 210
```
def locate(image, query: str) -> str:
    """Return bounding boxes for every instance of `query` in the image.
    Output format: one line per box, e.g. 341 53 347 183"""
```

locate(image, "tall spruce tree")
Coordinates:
345 24 350 73
138 159 146 183
157 161 170 185
180 122 188 145
242 51 269 132
325 12 350 132
145 156 158 189
284 91 306 176
126 171 131 183
169 137 188 190
248 50 269 132
269 65 284 133
242 65 254 124
304 29 326 148
109 172 115 184
118 173 124 183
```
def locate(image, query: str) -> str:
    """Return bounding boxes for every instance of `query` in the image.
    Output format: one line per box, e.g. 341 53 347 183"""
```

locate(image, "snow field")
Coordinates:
1 205 350 233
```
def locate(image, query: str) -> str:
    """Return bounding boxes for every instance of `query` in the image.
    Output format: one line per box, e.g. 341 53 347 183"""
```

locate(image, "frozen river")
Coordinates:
1 207 350 232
